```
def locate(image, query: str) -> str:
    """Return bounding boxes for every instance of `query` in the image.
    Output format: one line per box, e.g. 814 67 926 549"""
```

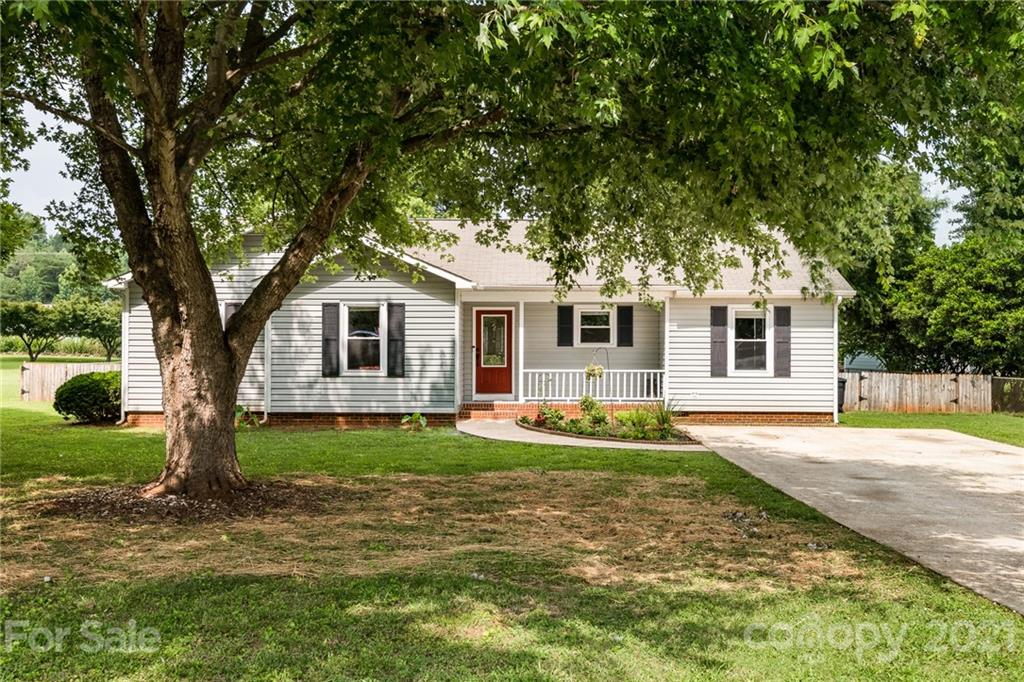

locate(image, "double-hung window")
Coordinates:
728 307 773 375
575 307 615 346
344 304 386 374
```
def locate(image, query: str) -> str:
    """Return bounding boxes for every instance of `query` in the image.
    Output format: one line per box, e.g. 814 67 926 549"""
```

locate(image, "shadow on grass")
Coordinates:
1 405 825 524
5 551 1019 681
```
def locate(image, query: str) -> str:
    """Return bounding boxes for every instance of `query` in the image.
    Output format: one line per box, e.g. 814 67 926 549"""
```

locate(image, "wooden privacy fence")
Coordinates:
19 362 120 402
839 371 993 413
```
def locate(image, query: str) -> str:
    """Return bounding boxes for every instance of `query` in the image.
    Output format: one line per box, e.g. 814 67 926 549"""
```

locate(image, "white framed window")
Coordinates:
479 314 508 367
575 306 615 347
343 303 387 374
727 305 773 376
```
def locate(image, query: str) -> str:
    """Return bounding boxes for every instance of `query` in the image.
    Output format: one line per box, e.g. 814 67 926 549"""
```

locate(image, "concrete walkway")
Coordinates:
456 419 709 451
688 425 1024 615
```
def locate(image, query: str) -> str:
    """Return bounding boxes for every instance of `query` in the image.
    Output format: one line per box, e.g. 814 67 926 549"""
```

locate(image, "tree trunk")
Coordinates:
140 323 248 500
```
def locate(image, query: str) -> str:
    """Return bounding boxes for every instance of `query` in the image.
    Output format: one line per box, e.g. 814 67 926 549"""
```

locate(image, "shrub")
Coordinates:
235 404 261 429
579 394 606 421
645 402 677 439
517 415 533 426
536 403 565 427
53 371 121 423
614 408 657 440
1 335 109 357
402 411 428 431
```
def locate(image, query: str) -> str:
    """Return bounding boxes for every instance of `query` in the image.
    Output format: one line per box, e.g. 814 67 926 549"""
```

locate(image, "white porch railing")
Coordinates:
522 369 664 402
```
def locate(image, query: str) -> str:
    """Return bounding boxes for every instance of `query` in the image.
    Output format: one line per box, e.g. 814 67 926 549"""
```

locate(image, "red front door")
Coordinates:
475 309 513 395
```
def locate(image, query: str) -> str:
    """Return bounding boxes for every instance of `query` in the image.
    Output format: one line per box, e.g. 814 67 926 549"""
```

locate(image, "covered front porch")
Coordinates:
457 293 668 407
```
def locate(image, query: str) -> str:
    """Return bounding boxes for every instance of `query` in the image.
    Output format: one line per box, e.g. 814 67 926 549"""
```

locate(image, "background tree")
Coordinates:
3 1 1022 498
892 235 1024 375
0 214 74 303
55 297 122 361
837 163 942 370
0 300 61 360
0 203 43 265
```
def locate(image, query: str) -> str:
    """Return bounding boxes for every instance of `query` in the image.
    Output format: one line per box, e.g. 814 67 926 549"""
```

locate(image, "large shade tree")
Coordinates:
2 1 1021 498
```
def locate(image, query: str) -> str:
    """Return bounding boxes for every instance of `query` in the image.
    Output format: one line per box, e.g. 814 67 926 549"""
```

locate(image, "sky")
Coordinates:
7 107 967 245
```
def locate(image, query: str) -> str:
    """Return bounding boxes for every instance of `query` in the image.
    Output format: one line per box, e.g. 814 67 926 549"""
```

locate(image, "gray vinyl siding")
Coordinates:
269 272 455 413
666 298 835 413
125 283 163 411
523 303 662 369
124 235 457 414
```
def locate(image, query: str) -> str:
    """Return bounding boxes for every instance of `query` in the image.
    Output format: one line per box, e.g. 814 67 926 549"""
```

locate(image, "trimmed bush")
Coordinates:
53 371 121 423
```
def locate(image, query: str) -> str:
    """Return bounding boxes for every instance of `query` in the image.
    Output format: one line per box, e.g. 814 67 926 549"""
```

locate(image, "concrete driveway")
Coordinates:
686 426 1024 615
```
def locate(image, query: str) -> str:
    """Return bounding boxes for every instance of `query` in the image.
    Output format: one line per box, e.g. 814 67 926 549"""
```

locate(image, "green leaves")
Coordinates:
2 0 1022 305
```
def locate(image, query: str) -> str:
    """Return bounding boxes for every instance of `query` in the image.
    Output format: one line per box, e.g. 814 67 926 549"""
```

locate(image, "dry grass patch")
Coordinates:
1 471 861 593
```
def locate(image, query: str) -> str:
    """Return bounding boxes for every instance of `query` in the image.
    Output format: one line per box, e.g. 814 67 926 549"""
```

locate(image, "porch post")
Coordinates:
454 291 462 411
518 300 525 402
662 295 671 408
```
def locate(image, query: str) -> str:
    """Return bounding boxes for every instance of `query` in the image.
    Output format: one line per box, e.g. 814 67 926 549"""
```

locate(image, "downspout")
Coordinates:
833 296 842 424
115 286 129 425
260 317 272 424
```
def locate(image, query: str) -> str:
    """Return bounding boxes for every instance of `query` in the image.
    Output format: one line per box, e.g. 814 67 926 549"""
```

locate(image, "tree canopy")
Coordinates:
0 300 61 360
4 1 1022 296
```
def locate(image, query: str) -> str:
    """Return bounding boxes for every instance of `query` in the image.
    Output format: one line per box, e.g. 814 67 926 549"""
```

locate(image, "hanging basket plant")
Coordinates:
584 363 605 380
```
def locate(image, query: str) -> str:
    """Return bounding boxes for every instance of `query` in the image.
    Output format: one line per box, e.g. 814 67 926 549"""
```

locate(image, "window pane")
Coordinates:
348 307 380 338
580 327 611 344
735 340 766 370
348 339 380 370
735 315 765 340
481 315 506 366
580 312 610 327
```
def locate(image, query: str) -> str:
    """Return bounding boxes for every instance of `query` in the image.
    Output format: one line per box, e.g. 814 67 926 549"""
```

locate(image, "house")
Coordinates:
109 220 855 426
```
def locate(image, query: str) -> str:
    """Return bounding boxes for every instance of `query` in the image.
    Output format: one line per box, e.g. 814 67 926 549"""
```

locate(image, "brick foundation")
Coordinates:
457 402 655 420
124 413 165 427
268 413 455 428
124 412 455 429
677 412 834 425
126 408 833 429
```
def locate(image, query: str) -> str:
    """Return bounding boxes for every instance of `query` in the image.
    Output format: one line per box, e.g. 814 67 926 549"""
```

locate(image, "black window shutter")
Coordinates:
387 302 405 378
322 303 340 377
616 305 633 347
224 302 241 328
557 305 574 347
710 306 728 377
774 306 791 377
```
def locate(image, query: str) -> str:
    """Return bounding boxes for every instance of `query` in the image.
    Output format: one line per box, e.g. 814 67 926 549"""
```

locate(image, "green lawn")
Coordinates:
841 410 1024 447
2 355 1020 680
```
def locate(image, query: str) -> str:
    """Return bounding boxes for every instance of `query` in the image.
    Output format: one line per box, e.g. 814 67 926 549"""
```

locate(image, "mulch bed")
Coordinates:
31 480 336 524
517 421 701 445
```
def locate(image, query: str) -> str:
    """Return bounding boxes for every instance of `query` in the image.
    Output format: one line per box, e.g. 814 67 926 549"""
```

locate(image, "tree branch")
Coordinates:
176 5 317 186
223 36 327 82
400 108 506 154
79 48 178 333
225 145 372 375
2 88 143 158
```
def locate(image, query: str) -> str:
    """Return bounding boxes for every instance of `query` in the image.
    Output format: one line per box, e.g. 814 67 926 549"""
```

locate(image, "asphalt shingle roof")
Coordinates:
412 220 855 296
